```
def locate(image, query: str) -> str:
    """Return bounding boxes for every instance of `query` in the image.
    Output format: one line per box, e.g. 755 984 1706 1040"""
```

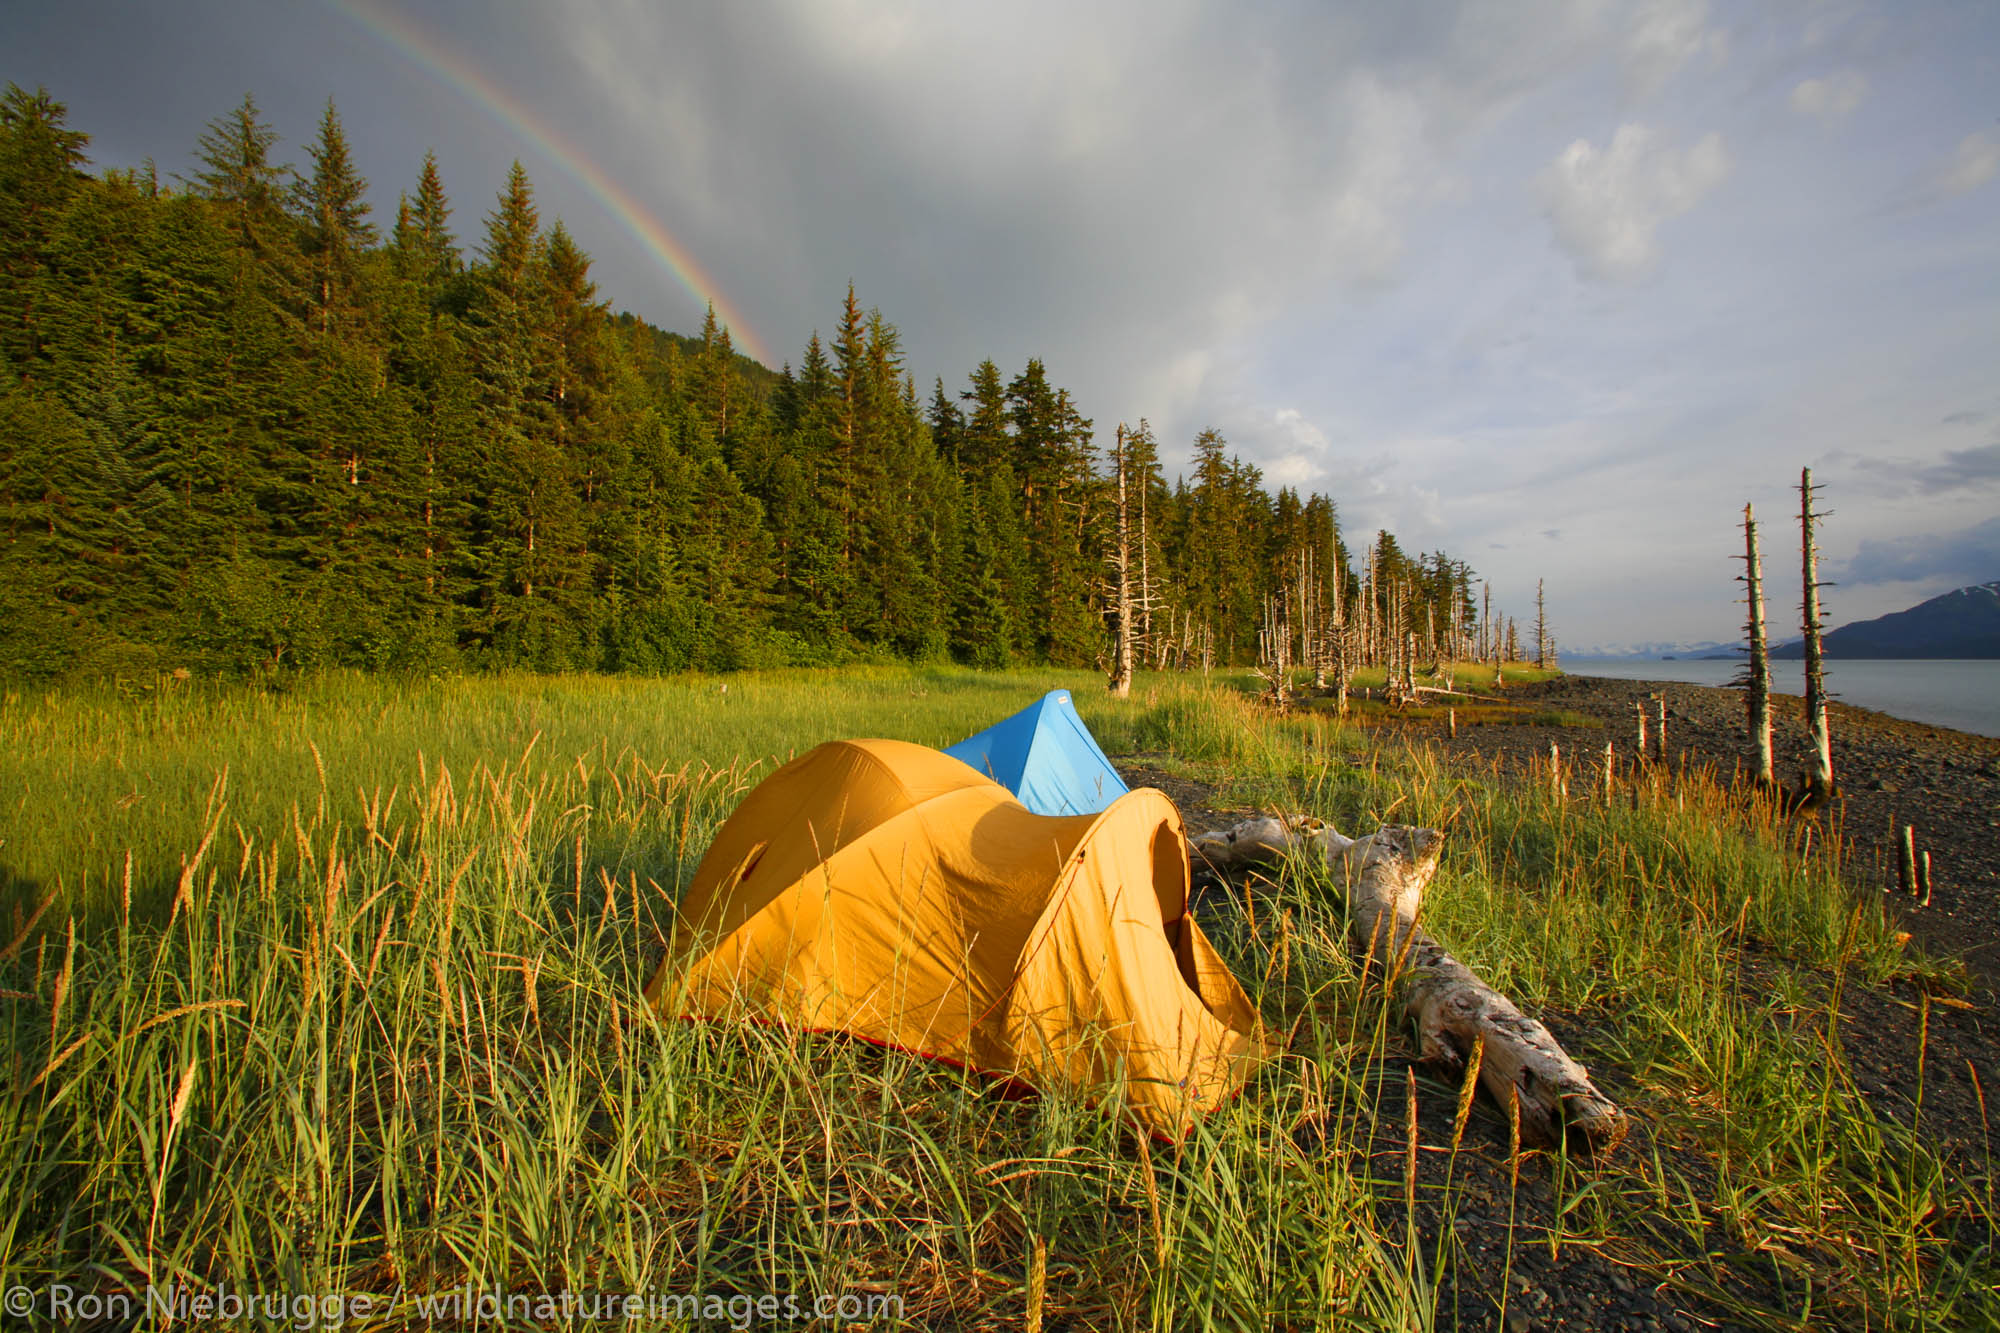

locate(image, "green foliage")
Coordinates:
0 85 1483 684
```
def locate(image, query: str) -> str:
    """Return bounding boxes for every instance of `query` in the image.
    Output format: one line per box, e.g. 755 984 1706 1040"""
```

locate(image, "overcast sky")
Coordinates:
6 0 1996 650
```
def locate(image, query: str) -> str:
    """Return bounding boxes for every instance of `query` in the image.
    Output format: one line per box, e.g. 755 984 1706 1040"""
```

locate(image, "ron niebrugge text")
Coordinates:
3 1282 905 1328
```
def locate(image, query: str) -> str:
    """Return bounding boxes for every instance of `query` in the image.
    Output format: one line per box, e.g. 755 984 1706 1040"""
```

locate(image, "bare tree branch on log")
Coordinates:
1190 816 1629 1153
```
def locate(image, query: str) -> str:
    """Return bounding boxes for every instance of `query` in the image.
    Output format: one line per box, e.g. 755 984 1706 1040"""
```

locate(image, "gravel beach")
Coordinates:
1395 673 2000 991
1121 672 2000 1330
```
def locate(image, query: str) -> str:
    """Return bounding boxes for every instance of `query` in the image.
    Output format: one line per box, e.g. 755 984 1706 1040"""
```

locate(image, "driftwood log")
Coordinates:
1191 815 1629 1154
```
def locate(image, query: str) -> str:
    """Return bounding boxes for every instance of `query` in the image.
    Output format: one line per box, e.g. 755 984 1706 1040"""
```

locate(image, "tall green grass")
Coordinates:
1161 692 1990 1328
0 666 1130 925
0 669 1990 1329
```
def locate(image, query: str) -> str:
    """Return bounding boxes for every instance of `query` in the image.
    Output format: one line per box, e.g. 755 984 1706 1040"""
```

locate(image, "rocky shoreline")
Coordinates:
1125 674 2000 1331
1388 672 2000 993
1365 672 2000 1328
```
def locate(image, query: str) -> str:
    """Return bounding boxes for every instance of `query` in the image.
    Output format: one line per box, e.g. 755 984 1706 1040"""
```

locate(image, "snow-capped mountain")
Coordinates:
1567 639 1747 660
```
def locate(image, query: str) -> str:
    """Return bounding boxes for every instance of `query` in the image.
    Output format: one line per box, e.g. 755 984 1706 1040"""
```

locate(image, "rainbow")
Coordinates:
336 0 773 366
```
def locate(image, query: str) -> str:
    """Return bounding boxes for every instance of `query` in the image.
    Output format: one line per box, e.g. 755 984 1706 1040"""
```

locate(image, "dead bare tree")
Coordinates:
1329 556 1351 715
1480 580 1492 663
1798 468 1836 801
1296 547 1325 690
1106 425 1136 698
1137 437 1154 659
1362 546 1378 670
1257 591 1292 706
1534 579 1549 670
1153 604 1179 671
1447 577 1464 665
1735 502 1774 787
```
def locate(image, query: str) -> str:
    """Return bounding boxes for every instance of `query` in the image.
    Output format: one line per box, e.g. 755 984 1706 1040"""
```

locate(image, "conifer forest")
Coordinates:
0 87 1498 682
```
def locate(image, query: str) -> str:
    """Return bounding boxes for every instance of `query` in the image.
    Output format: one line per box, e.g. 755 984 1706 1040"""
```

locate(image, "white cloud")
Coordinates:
1623 0 1727 99
1265 452 1321 486
1313 74 1433 286
1537 124 1731 282
1788 70 1868 125
1269 408 1331 456
1205 405 1333 489
1938 129 2000 197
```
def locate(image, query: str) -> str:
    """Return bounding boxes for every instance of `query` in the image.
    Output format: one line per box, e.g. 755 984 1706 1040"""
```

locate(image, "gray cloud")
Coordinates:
561 1 1617 331
1853 442 2000 495
1840 515 2000 586
556 0 1502 394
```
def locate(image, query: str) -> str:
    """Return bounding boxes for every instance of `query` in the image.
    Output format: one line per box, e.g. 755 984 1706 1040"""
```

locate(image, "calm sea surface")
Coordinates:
1561 658 2000 739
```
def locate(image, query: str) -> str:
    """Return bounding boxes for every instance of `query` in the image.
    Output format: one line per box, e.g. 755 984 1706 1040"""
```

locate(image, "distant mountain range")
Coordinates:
1569 639 1745 660
1576 581 2000 660
1771 581 2000 660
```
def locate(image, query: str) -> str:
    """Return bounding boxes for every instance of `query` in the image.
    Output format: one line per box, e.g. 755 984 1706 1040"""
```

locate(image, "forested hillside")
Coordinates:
0 86 1486 680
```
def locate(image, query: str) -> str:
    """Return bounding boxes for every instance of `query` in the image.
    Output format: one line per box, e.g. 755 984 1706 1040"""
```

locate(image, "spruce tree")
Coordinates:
393 150 458 286
480 161 538 301
190 93 292 256
958 360 1009 476
0 85 91 371
927 377 964 466
298 99 375 334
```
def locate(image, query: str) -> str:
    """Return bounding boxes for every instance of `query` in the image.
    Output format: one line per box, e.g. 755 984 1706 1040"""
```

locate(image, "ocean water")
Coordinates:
1561 658 2000 739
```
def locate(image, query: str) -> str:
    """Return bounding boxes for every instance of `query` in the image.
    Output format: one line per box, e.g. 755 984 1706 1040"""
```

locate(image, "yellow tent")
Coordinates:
645 738 1264 1136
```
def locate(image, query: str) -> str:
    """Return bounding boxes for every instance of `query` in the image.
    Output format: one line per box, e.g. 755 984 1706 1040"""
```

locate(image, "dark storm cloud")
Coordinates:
1853 442 2000 496
1840 516 2000 586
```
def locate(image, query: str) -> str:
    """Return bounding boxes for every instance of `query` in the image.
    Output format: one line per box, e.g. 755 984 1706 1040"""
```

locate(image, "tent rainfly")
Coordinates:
646 738 1264 1136
943 689 1131 816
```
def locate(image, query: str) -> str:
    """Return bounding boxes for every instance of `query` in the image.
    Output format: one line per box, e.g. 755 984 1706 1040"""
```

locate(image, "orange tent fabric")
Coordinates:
645 738 1264 1136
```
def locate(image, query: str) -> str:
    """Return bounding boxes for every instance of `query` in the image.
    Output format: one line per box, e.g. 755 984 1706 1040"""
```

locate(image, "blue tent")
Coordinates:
943 689 1131 816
